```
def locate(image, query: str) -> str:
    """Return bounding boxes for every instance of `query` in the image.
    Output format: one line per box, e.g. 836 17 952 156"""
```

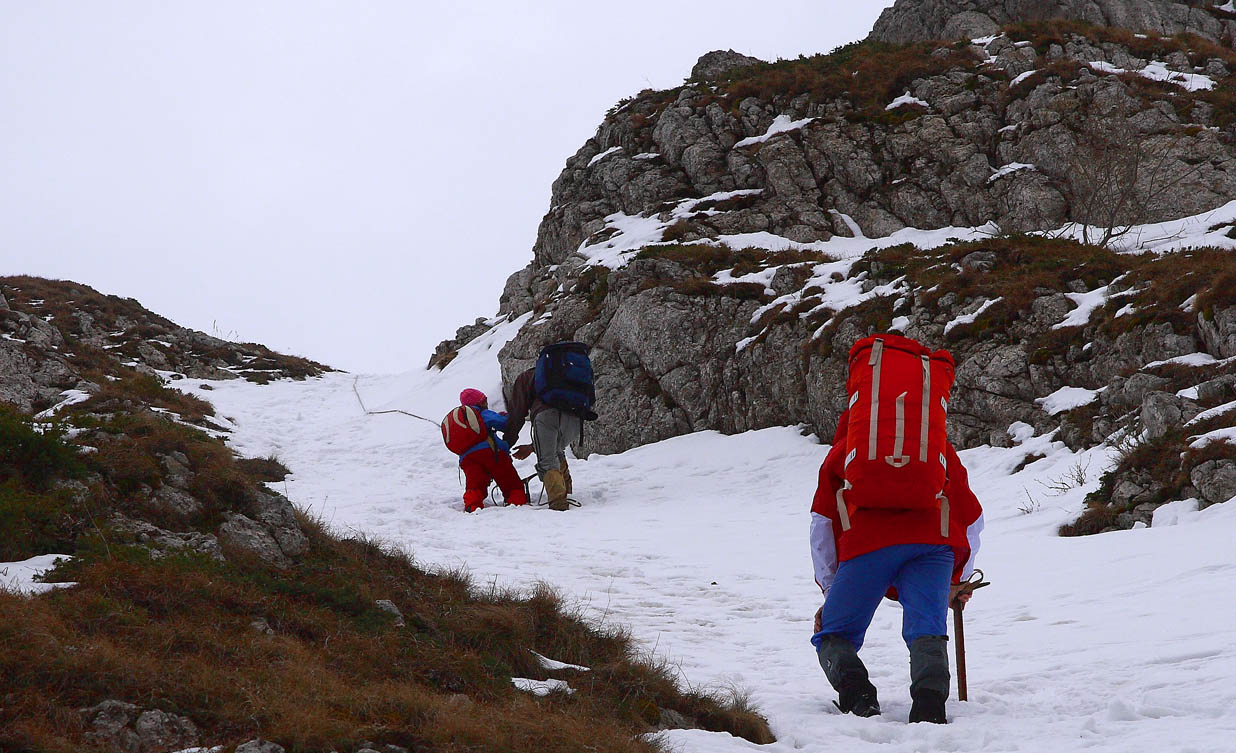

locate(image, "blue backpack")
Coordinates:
534 341 598 420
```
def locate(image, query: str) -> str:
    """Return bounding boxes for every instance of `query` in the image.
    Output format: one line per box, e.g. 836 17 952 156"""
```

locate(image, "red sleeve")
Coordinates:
810 411 849 522
945 444 983 527
944 443 983 583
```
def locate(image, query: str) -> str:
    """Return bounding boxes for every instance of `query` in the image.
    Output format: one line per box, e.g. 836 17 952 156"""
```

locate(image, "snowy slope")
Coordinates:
189 319 1236 753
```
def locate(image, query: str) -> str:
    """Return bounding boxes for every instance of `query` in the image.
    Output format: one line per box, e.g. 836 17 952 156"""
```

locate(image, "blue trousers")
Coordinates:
811 543 952 651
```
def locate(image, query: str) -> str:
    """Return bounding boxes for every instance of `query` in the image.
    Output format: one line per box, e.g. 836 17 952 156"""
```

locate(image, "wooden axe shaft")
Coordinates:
954 605 968 702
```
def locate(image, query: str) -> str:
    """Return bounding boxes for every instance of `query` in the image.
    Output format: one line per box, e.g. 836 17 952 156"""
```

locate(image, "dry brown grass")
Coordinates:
235 455 292 482
636 243 829 276
714 40 977 119
0 515 772 752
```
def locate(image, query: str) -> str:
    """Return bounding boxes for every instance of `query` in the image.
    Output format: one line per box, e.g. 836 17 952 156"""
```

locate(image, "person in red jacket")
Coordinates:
456 388 528 513
810 409 984 723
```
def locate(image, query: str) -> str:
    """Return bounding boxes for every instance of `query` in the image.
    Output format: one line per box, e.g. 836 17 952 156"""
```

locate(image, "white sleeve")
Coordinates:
810 512 838 596
962 512 985 580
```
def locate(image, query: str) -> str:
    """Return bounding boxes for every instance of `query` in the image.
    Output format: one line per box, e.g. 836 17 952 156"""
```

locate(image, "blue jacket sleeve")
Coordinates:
481 409 508 432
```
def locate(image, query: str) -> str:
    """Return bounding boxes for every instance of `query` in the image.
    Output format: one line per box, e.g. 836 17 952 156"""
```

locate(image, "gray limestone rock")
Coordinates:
1199 308 1236 360
1196 374 1236 405
217 513 293 568
81 700 142 753
150 484 203 519
236 741 286 753
375 599 406 627
249 490 309 558
80 700 199 753
109 515 223 561
870 0 1236 45
1141 391 1200 441
658 707 694 730
160 451 193 489
133 709 199 753
1190 459 1236 507
691 50 764 81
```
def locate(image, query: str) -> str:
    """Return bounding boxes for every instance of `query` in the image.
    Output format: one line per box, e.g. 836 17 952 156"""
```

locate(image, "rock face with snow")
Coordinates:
870 0 1236 45
435 18 1236 531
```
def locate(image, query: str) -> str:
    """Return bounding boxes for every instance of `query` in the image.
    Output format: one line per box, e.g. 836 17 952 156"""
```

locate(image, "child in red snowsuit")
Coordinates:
457 388 528 512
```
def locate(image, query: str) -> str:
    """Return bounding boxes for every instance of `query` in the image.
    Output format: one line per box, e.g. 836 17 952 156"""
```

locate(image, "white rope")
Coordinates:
351 377 438 426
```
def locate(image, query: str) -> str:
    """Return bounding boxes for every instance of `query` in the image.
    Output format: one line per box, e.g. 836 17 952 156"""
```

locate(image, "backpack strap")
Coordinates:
836 480 853 532
885 392 910 468
937 451 950 537
867 338 884 461
919 355 931 463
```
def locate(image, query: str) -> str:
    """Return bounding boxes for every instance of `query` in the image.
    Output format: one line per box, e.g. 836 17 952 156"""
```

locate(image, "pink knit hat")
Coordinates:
459 388 487 407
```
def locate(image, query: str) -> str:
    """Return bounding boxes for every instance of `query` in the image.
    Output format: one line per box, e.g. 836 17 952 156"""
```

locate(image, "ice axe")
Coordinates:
952 569 989 702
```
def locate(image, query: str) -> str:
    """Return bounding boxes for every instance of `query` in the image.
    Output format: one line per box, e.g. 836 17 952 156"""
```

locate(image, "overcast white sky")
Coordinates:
1 1 895 373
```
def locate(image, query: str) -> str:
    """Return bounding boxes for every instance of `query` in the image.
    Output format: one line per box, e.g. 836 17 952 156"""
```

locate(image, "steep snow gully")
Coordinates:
193 318 1236 752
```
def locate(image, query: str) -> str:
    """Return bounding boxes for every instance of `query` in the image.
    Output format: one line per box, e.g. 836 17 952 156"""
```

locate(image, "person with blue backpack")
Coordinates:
503 341 598 511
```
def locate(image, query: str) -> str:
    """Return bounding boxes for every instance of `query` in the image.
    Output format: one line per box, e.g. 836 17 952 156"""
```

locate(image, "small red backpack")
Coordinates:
441 405 490 455
837 334 956 536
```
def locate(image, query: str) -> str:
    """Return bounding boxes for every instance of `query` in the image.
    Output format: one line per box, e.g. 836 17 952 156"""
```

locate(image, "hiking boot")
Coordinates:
559 456 573 495
837 687 881 718
817 635 880 717
909 635 950 724
543 469 569 511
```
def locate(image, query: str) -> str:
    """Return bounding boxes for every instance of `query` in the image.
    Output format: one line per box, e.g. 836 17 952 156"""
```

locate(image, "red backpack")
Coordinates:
836 334 956 536
441 405 490 455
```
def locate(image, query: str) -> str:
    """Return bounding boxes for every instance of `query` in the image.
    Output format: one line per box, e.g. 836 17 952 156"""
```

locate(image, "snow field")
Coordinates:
183 320 1236 753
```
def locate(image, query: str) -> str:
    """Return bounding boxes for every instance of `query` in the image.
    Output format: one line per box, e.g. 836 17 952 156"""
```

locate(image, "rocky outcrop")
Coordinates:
475 29 1236 456
0 276 330 392
1190 459 1236 506
428 316 493 369
217 490 309 568
690 49 764 80
1 276 313 567
870 0 1236 45
80 700 200 753
109 514 225 561
495 31 1236 298
434 19 1236 532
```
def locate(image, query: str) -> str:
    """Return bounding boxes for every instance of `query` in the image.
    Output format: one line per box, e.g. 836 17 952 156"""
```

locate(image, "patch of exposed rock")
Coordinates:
217 489 310 568
870 0 1236 45
0 276 330 403
80 700 200 753
690 49 765 80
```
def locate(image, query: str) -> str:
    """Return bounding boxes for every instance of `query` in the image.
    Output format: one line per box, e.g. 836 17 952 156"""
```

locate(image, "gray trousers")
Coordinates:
532 408 582 477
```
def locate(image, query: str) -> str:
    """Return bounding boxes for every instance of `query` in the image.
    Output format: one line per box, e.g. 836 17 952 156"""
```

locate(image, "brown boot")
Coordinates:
543 469 569 511
559 457 573 496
